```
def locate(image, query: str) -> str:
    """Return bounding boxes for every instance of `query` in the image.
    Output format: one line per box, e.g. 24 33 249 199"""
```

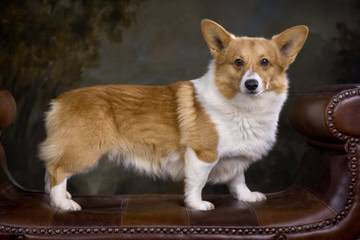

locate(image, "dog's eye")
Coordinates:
234 58 244 67
260 58 269 66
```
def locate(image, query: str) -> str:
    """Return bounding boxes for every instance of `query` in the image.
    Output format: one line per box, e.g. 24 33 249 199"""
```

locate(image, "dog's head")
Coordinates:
201 19 308 98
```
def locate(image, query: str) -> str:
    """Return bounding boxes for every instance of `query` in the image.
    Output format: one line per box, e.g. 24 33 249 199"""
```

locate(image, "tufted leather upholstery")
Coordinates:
0 85 359 239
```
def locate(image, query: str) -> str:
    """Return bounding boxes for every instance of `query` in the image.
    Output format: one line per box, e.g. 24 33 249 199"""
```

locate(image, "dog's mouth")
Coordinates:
246 89 265 96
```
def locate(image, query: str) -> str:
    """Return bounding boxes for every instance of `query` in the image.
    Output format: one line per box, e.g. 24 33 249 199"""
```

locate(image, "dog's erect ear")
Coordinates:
201 19 233 58
272 25 309 66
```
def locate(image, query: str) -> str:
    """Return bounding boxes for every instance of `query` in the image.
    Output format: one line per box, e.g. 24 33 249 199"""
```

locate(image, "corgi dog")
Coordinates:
39 19 308 211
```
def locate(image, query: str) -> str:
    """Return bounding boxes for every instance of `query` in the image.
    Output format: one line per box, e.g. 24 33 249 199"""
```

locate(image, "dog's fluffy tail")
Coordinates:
39 101 64 194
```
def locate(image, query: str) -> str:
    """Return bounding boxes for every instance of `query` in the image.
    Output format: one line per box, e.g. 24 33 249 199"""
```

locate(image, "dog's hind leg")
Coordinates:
44 142 105 211
47 165 81 211
45 169 72 199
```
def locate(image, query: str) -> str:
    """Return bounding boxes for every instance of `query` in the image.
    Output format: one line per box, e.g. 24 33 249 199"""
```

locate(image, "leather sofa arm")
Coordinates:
291 84 360 239
289 84 360 147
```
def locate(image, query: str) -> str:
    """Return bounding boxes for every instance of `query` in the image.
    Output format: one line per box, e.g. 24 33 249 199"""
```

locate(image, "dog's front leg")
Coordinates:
184 147 217 211
229 170 267 202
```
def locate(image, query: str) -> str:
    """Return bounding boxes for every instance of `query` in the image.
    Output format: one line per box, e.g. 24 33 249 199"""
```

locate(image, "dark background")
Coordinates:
0 0 359 195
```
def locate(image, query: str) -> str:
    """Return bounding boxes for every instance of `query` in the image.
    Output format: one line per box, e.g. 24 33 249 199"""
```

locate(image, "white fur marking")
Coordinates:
240 70 265 94
50 178 81 211
184 147 217 211
108 150 183 180
160 152 184 180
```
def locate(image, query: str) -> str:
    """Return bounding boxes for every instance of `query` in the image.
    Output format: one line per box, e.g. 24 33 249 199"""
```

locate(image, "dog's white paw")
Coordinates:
236 191 267 202
51 198 82 211
187 200 215 211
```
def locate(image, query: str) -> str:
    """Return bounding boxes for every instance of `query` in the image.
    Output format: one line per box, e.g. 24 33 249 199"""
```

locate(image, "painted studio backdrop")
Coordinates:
0 0 359 195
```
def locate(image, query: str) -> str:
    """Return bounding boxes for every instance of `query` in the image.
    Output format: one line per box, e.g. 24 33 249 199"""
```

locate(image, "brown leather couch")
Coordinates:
0 85 359 240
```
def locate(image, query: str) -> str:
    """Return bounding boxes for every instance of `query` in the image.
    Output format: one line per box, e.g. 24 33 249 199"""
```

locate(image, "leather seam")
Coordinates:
184 205 191 226
120 197 129 226
299 184 338 216
245 201 261 226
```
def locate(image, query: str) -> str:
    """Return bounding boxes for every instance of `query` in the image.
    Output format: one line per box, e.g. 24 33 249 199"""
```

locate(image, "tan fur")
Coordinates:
176 82 218 162
201 19 308 98
213 38 288 98
39 83 218 187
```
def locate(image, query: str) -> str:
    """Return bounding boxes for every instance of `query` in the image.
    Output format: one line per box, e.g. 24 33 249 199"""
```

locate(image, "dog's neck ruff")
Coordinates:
191 61 288 160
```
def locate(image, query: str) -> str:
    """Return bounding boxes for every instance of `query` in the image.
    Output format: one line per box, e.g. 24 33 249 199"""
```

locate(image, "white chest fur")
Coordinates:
206 93 285 161
192 63 287 162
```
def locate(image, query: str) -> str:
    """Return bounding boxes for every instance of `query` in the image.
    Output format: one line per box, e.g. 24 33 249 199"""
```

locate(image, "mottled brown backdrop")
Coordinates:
0 0 359 195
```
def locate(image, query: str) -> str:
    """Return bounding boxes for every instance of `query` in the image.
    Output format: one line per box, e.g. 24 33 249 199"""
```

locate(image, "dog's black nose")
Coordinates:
244 79 259 91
